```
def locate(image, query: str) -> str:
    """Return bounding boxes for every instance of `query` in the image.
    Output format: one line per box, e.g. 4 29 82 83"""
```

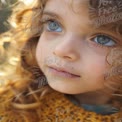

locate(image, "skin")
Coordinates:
36 0 119 104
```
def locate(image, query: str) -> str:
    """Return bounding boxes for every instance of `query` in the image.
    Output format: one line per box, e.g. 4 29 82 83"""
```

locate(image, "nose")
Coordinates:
53 34 80 61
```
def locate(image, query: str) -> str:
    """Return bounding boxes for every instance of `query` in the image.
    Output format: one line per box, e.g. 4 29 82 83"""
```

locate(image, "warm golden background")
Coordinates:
0 0 35 90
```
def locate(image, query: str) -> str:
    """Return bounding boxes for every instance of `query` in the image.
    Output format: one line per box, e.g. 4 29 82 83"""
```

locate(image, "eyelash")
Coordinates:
90 33 117 49
40 17 61 28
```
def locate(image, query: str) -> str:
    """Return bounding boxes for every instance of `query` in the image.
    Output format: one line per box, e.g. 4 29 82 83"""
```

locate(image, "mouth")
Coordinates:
48 66 81 78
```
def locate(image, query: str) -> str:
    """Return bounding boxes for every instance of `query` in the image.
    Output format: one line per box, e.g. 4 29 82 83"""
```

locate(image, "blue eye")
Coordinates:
46 20 62 32
93 35 116 46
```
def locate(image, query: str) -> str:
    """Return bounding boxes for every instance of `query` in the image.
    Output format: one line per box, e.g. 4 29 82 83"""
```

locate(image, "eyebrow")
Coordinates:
42 11 61 20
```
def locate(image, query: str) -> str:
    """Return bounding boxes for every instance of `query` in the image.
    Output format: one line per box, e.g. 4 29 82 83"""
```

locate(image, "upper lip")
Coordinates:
48 65 80 77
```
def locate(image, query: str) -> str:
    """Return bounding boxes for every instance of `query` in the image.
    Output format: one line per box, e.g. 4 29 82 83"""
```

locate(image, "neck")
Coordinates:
72 90 113 105
65 90 121 115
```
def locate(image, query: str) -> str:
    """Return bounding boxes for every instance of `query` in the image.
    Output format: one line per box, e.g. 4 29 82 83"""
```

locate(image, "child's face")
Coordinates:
36 0 119 94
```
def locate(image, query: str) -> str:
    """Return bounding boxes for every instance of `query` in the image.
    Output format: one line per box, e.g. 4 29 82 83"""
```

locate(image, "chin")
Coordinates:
46 76 88 94
48 83 84 94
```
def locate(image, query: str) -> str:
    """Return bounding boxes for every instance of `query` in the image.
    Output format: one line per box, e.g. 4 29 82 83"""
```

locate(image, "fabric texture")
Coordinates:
0 89 121 122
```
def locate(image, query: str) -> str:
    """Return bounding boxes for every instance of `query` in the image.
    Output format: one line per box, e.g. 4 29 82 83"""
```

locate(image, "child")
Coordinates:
0 0 122 121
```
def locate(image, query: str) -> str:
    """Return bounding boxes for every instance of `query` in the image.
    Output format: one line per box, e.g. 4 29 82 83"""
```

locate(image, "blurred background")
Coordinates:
0 0 35 33
0 0 35 88
0 0 18 33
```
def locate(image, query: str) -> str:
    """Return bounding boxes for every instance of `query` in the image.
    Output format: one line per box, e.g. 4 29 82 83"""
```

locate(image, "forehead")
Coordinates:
44 0 89 13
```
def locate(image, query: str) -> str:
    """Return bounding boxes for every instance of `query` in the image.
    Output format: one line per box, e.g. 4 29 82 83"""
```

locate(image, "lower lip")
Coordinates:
48 67 80 78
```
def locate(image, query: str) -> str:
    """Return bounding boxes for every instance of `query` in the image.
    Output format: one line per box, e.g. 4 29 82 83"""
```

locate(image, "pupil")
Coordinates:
98 36 109 44
49 21 58 30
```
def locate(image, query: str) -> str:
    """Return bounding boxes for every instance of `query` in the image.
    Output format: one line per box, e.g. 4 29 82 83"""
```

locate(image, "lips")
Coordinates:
48 65 80 77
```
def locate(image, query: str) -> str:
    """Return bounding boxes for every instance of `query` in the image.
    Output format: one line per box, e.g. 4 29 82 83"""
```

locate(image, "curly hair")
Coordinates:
6 0 122 110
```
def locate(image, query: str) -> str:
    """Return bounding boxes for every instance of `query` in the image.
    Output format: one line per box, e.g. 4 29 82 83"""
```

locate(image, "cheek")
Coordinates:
84 55 108 79
81 42 109 76
35 39 45 65
36 35 52 67
91 60 106 73
41 31 58 43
